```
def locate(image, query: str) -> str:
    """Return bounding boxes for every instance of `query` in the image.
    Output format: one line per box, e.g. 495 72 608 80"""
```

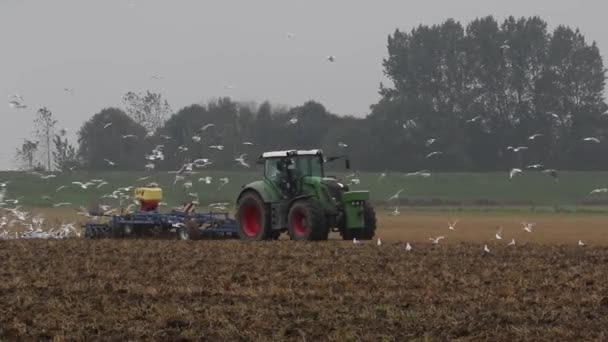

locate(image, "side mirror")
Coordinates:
345 159 351 169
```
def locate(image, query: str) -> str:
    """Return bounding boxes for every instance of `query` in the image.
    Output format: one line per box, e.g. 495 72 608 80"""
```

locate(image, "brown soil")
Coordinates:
2 211 608 340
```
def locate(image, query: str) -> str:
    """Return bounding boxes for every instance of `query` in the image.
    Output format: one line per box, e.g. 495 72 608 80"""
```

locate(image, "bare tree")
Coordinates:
13 139 39 170
122 91 172 133
34 107 58 171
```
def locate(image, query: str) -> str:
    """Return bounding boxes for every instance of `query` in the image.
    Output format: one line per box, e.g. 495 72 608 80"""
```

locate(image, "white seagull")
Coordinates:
495 226 503 240
521 221 535 233
508 238 516 246
429 236 445 244
583 137 600 143
448 219 459 231
589 188 608 195
405 242 412 252
507 146 528 152
426 151 443 158
388 189 405 201
509 168 522 179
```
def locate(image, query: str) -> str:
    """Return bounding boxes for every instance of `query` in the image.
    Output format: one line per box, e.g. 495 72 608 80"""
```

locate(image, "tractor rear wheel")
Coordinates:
287 200 329 241
236 191 269 241
342 201 377 240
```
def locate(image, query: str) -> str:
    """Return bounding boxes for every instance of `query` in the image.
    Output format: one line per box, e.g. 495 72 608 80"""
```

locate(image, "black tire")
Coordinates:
236 191 270 241
342 201 377 240
287 200 329 241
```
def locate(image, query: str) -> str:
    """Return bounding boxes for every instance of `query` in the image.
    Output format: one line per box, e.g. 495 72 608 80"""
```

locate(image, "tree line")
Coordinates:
14 16 608 173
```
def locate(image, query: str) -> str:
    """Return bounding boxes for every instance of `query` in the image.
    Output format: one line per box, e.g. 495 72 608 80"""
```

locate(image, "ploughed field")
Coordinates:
2 218 608 341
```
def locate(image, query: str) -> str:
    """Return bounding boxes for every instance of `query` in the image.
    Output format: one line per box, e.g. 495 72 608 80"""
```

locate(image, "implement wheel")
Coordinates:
287 199 329 241
236 191 269 241
177 220 200 240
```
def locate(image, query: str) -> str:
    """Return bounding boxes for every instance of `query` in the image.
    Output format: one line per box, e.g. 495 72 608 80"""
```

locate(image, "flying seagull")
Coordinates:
509 168 522 179
528 134 543 140
235 154 249 168
426 151 443 158
429 236 445 244
448 219 459 231
388 189 405 201
583 137 600 144
589 188 608 195
507 146 528 152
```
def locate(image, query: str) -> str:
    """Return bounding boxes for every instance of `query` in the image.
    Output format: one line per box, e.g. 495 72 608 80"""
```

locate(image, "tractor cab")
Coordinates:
260 150 327 198
236 149 376 242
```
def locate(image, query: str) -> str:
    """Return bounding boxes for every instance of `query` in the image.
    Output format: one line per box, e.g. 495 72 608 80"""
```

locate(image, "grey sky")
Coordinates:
1 0 606 169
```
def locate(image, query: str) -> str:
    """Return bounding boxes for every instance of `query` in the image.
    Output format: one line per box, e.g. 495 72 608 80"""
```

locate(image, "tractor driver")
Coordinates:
276 157 300 198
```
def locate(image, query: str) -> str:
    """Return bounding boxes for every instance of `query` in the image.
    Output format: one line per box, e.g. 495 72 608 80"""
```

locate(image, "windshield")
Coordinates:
293 156 324 177
265 156 324 179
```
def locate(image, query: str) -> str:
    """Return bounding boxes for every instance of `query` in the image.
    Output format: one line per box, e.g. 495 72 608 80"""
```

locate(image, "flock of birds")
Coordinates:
1 109 606 245
352 217 588 254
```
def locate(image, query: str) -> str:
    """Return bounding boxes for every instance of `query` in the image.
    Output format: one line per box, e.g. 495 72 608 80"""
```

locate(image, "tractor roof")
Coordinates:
260 149 323 158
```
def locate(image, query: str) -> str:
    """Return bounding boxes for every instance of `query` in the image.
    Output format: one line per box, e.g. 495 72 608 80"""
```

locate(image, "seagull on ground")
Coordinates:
495 226 503 240
376 238 382 247
483 244 490 253
508 238 516 246
521 221 535 233
578 240 586 247
405 242 412 252
353 237 360 244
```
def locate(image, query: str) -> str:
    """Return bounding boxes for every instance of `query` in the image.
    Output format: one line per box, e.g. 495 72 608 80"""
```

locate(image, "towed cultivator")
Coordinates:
84 186 238 240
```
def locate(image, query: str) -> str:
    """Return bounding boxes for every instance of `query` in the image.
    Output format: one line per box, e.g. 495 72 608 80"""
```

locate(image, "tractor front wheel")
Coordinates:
236 191 269 241
287 200 329 241
342 201 377 240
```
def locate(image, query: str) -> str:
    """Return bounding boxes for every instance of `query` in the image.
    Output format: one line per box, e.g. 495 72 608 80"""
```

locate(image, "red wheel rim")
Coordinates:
241 204 261 237
291 209 308 236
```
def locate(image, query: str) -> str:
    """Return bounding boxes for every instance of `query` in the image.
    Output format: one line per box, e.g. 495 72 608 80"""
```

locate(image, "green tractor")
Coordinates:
235 149 376 241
